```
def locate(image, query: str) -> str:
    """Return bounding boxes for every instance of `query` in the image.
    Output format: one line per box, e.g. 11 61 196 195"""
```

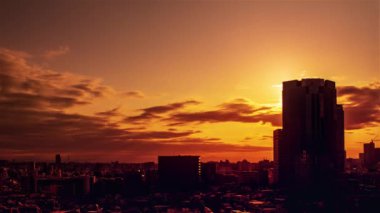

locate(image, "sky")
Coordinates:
0 0 379 162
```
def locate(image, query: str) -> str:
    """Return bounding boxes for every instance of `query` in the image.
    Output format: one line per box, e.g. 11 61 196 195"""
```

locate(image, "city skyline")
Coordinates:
0 0 379 162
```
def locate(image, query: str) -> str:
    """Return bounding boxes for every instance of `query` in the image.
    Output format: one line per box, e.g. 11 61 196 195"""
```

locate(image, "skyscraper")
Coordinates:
274 79 345 185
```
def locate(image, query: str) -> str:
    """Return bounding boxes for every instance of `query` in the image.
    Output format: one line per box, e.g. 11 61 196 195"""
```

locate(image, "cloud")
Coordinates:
12 46 378 161
124 90 145 98
338 83 380 130
124 130 198 140
42 46 70 59
125 98 281 127
0 48 271 162
259 135 273 141
96 107 121 117
0 101 268 161
165 99 281 126
143 100 201 114
0 48 112 110
125 100 201 123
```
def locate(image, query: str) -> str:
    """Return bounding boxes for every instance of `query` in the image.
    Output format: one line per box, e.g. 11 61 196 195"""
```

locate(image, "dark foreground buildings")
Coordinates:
158 155 201 191
274 79 345 187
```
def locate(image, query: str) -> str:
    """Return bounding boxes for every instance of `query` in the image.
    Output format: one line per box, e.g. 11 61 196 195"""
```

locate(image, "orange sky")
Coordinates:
0 0 379 162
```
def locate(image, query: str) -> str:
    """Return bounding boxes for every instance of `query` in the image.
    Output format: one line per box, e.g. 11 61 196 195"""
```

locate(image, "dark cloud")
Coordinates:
0 48 270 162
124 90 145 98
125 100 200 123
0 103 269 161
259 135 273 141
0 92 89 109
125 98 281 127
126 112 161 124
71 83 106 98
165 99 281 126
219 98 271 114
143 100 200 114
0 48 111 109
338 83 380 130
96 107 121 117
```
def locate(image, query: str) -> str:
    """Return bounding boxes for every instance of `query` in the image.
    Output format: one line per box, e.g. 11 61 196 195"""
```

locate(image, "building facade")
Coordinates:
274 79 345 185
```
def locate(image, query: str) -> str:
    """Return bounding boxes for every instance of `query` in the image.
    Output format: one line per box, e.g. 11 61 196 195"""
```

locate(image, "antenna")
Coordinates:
371 127 380 142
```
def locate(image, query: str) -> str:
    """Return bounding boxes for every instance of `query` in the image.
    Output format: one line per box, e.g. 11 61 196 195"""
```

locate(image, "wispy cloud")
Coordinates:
164 99 281 127
42 46 70 59
124 90 145 99
125 100 201 124
125 98 281 127
96 107 122 117
0 47 271 161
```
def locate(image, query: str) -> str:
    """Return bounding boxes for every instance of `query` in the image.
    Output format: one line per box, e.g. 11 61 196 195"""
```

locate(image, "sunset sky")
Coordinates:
0 0 379 162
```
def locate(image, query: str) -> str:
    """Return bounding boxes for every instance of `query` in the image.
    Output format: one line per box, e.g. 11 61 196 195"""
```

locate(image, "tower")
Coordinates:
274 79 345 185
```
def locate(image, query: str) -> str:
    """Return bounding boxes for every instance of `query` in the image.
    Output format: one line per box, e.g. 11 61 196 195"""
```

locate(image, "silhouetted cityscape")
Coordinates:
0 79 379 212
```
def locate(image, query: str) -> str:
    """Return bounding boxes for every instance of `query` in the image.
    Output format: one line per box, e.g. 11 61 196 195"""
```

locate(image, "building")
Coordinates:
158 155 200 191
273 129 283 184
36 176 90 196
274 79 345 186
363 141 376 169
201 162 217 184
55 154 61 165
359 140 380 171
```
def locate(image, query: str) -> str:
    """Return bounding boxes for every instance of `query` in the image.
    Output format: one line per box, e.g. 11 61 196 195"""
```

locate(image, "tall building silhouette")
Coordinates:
273 129 283 184
55 154 61 165
360 140 380 171
274 79 345 185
